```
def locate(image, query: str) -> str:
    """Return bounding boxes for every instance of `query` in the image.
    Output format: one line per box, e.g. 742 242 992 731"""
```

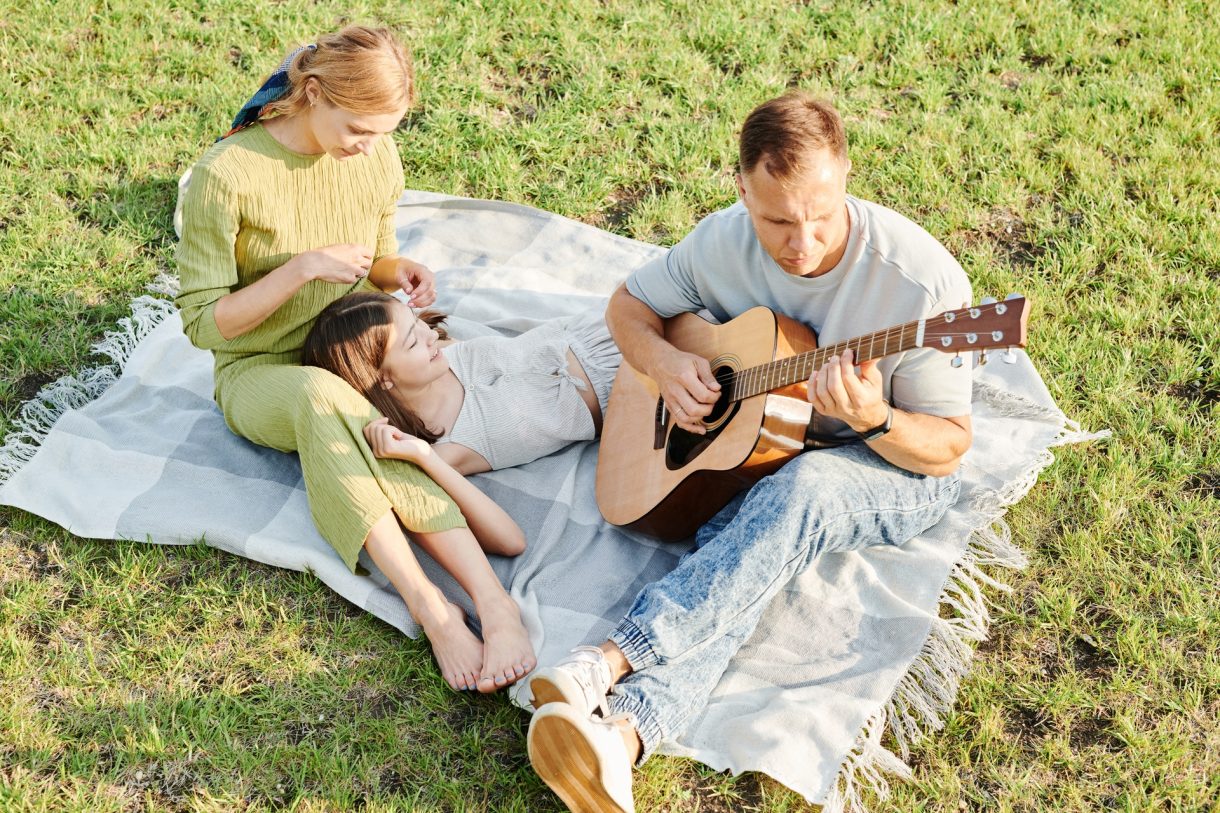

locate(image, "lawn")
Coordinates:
1 0 1216 810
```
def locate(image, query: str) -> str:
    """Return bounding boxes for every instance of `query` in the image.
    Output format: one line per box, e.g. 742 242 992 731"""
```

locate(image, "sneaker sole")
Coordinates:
528 707 631 813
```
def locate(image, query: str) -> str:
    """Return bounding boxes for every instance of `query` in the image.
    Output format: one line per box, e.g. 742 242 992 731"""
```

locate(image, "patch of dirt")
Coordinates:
227 45 251 72
597 180 673 233
0 528 64 584
1168 363 1219 409
11 370 59 403
973 207 1045 268
1070 633 1117 680
1007 702 1053 746
1021 51 1052 68
1068 709 1125 753
1030 630 1117 684
397 108 428 131
673 769 769 812
1182 470 1220 500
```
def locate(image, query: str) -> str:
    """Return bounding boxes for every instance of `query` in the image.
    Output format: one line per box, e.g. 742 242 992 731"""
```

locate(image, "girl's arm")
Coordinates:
433 442 492 476
364 418 526 557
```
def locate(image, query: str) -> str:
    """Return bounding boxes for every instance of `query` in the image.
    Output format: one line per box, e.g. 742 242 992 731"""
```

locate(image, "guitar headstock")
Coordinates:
921 295 1030 355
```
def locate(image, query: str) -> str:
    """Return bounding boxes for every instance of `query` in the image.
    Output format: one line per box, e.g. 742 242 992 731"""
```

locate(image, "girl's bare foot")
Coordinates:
417 601 484 692
475 598 536 693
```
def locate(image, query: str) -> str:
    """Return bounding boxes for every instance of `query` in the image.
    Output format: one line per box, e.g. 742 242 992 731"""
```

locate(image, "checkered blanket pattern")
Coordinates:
0 191 1096 809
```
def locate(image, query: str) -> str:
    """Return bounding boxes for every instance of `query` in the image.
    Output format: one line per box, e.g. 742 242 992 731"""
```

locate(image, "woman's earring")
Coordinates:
381 379 394 390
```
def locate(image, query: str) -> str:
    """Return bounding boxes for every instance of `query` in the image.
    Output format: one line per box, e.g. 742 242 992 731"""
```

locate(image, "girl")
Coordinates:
175 25 533 694
303 293 620 475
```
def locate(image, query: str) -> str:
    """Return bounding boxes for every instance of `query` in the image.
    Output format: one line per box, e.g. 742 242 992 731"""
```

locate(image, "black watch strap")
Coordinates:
856 402 894 441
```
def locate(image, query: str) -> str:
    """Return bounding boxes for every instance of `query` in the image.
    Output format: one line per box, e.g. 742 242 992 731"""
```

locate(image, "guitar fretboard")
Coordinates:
720 319 921 401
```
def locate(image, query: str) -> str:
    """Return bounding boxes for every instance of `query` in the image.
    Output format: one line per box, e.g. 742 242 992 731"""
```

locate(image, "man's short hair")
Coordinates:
739 91 848 180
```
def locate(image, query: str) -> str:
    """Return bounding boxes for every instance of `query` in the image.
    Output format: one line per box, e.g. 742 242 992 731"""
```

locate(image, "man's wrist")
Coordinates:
855 402 894 441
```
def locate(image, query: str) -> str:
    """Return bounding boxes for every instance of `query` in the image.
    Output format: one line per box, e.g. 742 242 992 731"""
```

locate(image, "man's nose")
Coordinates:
789 223 818 253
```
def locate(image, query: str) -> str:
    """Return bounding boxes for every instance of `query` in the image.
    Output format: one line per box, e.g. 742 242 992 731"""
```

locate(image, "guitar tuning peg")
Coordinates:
951 354 964 369
980 296 998 306
1003 348 1018 364
978 349 989 366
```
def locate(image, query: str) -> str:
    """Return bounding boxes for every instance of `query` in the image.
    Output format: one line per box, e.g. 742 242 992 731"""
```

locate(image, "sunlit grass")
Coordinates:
1 0 1216 809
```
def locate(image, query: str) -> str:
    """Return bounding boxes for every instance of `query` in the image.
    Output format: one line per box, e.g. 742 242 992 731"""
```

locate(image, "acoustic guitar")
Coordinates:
595 296 1030 540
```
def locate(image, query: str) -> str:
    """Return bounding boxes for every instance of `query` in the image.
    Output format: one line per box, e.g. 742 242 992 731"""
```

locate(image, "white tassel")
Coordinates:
0 282 178 488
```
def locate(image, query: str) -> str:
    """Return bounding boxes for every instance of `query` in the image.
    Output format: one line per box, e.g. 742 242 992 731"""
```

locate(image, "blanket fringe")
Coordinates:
824 401 1104 813
0 283 177 489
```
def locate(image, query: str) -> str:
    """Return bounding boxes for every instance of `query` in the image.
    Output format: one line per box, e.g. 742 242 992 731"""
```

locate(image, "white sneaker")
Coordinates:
528 703 635 813
528 645 614 716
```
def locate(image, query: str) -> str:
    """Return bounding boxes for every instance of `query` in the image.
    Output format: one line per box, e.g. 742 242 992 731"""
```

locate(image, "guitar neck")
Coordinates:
728 320 920 401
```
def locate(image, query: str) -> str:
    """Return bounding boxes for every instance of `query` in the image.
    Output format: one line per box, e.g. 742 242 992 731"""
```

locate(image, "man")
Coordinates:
525 91 973 813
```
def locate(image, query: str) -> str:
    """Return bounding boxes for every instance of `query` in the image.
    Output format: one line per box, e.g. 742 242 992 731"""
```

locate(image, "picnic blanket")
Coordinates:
0 191 1104 811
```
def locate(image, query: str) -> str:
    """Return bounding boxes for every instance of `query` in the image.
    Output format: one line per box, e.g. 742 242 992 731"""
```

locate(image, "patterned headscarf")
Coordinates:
220 44 316 140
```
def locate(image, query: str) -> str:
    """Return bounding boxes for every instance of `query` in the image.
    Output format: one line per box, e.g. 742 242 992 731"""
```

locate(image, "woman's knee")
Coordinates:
297 366 376 419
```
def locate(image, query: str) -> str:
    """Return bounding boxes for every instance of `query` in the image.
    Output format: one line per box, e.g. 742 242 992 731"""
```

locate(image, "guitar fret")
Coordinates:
722 317 933 404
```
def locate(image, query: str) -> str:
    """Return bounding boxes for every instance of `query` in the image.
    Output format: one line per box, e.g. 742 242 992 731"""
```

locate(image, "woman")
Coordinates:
175 25 533 694
303 294 620 475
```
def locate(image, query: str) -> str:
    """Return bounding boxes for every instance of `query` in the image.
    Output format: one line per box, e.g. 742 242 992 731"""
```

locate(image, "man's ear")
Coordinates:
735 172 747 202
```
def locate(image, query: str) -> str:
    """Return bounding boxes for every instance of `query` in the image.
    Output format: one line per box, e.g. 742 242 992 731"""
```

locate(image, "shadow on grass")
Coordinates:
68 174 180 252
0 174 181 426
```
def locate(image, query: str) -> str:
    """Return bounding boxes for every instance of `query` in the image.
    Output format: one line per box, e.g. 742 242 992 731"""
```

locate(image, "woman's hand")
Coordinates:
395 257 436 307
296 243 374 284
363 417 432 464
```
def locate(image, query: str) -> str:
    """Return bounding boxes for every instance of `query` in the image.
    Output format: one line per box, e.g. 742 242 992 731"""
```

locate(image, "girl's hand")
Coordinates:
363 417 433 464
396 258 437 307
297 244 374 284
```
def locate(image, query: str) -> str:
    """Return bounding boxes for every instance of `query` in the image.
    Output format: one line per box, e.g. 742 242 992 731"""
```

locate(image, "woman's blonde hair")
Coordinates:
261 25 414 119
303 293 449 443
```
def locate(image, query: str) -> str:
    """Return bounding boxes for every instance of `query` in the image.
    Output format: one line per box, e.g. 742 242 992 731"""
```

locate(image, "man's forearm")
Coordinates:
605 284 670 379
860 409 971 477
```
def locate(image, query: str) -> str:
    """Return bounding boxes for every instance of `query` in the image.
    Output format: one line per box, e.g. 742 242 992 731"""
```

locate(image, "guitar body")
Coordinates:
596 307 817 540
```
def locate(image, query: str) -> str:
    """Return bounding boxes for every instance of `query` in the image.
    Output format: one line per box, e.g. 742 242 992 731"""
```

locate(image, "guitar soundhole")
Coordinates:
664 364 739 470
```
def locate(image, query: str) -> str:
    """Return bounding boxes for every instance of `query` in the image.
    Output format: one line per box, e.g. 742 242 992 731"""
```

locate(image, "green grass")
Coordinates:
1 0 1217 810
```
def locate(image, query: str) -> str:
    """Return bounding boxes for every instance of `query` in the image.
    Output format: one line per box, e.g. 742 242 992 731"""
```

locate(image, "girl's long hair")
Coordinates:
303 292 449 442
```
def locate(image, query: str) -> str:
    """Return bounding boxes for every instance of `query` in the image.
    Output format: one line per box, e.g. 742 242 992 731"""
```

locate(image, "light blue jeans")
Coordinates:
605 442 961 761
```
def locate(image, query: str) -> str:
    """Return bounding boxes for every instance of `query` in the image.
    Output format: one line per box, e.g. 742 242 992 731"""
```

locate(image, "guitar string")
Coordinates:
710 317 1015 400
716 320 918 397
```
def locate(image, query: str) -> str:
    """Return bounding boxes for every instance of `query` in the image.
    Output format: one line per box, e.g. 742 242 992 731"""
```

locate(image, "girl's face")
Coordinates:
304 82 407 161
379 303 448 392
